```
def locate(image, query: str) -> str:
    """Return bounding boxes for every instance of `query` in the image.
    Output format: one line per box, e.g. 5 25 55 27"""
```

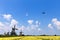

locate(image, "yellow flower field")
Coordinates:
0 36 60 40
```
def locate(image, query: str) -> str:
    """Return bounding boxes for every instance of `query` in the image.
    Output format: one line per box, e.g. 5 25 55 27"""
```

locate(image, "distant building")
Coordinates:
20 31 22 36
7 32 9 36
11 25 18 36
20 31 24 36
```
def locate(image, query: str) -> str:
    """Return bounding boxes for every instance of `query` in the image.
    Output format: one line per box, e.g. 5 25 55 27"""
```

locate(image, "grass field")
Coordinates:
0 36 60 40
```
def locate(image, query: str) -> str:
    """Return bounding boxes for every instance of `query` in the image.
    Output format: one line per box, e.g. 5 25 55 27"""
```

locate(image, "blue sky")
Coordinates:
0 0 60 35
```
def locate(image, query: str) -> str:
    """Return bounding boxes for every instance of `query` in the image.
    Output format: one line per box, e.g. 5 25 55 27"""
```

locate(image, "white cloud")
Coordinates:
0 22 11 33
30 25 37 30
28 20 33 24
18 24 41 32
0 14 19 33
3 14 12 21
0 22 5 27
36 21 39 24
19 25 25 31
52 18 60 30
10 19 18 27
0 22 5 31
0 14 42 35
0 19 19 34
35 21 40 27
48 24 53 29
48 18 60 30
38 28 41 31
17 20 41 35
52 18 60 26
52 18 57 22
